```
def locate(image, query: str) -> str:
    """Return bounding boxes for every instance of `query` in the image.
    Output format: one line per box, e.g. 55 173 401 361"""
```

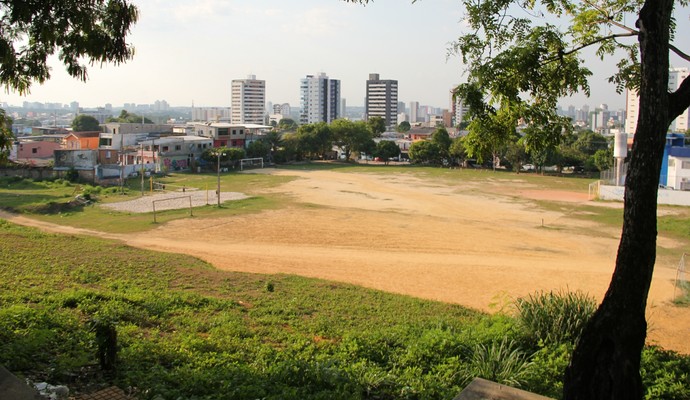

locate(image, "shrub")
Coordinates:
459 338 533 388
515 290 596 347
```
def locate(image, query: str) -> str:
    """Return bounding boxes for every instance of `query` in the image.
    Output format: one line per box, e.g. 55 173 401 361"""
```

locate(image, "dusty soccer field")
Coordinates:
5 168 689 353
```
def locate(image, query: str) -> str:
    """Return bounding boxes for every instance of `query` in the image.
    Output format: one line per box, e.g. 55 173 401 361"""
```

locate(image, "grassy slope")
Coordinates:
0 220 496 399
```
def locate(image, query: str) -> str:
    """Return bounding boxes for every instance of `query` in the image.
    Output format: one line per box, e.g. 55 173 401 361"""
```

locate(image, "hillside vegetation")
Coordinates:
1 220 690 399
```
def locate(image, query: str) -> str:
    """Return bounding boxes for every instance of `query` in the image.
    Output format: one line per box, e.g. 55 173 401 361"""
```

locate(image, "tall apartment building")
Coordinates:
409 101 419 123
231 75 266 125
272 103 292 117
626 67 689 133
452 91 469 127
300 73 341 124
365 73 398 127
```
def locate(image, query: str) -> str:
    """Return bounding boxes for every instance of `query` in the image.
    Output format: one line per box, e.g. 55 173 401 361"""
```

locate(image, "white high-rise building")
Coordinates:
300 73 341 124
409 101 419 123
231 75 266 125
365 73 398 128
626 67 689 133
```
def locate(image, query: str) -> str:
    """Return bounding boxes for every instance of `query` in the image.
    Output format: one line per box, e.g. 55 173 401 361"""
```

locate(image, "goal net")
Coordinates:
240 157 264 171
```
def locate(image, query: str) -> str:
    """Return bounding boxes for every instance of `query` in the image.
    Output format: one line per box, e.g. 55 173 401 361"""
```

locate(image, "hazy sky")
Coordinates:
1 0 688 110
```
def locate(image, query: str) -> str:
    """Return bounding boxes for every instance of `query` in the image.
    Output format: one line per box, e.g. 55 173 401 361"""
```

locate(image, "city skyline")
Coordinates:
0 0 688 110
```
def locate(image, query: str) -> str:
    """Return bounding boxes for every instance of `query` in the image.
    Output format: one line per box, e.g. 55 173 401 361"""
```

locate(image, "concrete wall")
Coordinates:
599 184 690 206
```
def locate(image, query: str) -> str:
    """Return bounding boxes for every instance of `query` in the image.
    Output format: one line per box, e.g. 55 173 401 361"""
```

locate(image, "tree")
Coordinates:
294 122 332 160
504 141 528 173
71 115 101 132
246 140 271 160
330 119 373 161
397 121 411 133
445 0 690 398
431 126 452 163
0 0 138 155
0 110 13 164
107 110 153 124
449 136 468 167
375 140 401 165
277 118 298 132
408 140 441 165
367 116 386 136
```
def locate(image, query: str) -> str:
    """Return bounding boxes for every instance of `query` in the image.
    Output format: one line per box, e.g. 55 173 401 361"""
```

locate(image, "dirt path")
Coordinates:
2 169 688 353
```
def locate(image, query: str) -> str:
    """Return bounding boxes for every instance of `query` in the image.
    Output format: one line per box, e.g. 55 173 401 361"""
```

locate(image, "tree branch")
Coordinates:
581 0 638 34
544 32 638 62
669 75 690 122
669 43 690 62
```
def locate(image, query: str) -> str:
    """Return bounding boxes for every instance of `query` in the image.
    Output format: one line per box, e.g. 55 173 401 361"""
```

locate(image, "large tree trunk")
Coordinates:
563 1 673 399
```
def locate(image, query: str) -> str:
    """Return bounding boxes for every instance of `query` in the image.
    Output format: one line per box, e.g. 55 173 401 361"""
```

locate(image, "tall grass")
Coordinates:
460 339 533 388
515 290 597 346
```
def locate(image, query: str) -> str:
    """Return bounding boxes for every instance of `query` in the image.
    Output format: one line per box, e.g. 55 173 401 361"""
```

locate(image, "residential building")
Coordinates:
14 136 64 165
192 123 247 148
453 94 469 127
365 73 398 128
272 103 291 118
409 101 419 123
626 67 689 133
231 75 266 125
192 106 231 122
100 123 173 150
300 73 341 124
64 131 101 150
666 148 690 190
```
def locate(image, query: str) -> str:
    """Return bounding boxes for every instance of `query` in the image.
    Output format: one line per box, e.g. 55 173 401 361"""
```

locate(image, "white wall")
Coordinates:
598 184 690 206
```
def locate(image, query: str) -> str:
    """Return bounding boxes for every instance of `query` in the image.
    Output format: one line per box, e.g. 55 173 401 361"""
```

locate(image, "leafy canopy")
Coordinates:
0 0 139 95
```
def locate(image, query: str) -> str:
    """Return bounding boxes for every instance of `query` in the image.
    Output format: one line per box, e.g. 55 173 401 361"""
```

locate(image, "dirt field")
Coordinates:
3 168 689 353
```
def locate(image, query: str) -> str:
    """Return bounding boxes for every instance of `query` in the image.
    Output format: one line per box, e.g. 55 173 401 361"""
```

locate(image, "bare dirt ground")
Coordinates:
3 168 689 353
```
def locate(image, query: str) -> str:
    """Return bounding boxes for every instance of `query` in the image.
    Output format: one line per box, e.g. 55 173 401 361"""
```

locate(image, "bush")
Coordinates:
515 290 596 347
459 338 533 388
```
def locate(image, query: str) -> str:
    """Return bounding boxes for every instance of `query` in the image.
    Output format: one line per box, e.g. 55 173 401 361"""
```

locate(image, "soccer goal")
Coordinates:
152 195 193 223
240 157 264 171
674 253 688 302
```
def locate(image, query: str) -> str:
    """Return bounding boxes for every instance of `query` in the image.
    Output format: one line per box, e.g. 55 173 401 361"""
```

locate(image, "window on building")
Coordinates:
669 159 676 168
32 148 37 154
682 160 690 169
175 145 181 151
106 151 111 158
162 146 169 152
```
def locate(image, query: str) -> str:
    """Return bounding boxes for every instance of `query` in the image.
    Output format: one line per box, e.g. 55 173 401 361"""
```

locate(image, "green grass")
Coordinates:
0 173 294 233
1 219 690 399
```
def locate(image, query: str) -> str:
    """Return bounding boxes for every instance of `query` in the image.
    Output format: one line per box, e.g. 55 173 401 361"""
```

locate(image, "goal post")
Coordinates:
674 253 688 302
152 195 193 223
240 157 264 171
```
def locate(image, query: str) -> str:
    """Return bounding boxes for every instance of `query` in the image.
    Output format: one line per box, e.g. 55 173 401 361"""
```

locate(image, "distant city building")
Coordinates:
300 72 341 124
626 68 690 133
78 108 112 124
398 101 406 115
272 103 292 118
192 106 231 122
409 101 419 123
452 92 469 127
70 101 79 112
153 100 170 112
365 73 398 127
231 75 266 125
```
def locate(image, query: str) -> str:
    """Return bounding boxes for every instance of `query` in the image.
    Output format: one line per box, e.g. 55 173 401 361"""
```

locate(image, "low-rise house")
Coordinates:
142 136 213 172
666 147 690 190
54 149 98 182
407 127 435 141
13 135 64 165
64 131 101 150
100 123 173 150
192 123 247 148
